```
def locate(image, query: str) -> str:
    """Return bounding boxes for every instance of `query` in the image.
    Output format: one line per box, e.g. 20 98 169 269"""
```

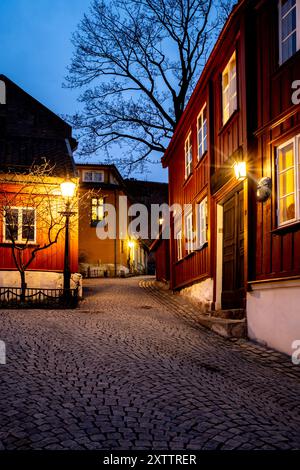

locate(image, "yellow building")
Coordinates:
77 163 148 277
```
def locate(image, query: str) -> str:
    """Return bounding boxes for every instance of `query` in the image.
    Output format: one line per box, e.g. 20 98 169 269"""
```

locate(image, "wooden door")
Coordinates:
221 189 245 309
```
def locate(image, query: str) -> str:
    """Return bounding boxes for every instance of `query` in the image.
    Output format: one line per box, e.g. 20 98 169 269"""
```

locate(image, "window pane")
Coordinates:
97 205 104 220
223 71 229 89
278 143 294 171
282 31 297 62
279 168 295 195
176 231 182 259
185 134 192 176
93 172 103 182
203 133 207 153
22 209 35 241
279 194 295 222
5 209 18 241
281 0 296 18
282 7 296 40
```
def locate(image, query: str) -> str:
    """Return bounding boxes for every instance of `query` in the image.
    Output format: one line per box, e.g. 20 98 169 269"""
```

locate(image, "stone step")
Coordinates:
209 309 246 320
196 316 247 339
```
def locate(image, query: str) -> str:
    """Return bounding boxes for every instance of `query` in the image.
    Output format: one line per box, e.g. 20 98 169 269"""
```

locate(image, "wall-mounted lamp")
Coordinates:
233 161 247 181
256 176 272 202
159 217 164 225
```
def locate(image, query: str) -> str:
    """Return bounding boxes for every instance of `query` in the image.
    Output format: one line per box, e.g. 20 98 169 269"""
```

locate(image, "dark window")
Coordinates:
280 0 298 63
5 208 35 243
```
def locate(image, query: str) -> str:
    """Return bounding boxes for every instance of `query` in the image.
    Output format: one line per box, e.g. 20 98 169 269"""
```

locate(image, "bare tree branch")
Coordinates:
65 0 236 171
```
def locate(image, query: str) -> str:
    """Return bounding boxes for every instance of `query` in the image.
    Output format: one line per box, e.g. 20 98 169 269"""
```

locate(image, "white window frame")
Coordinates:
278 0 300 65
83 170 104 183
222 51 237 124
197 104 207 160
197 197 208 248
3 207 36 244
276 136 300 226
176 229 182 260
185 132 193 179
185 210 194 254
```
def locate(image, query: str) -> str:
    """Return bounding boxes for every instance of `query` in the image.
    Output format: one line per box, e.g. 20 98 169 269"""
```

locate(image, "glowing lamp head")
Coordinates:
159 217 164 225
128 240 135 249
60 180 76 198
234 161 247 181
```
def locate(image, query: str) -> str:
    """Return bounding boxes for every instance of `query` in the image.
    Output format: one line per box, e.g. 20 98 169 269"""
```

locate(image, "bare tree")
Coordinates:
0 161 96 299
65 0 235 172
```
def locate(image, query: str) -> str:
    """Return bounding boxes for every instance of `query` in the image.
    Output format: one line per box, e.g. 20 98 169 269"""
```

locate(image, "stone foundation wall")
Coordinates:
0 271 83 297
179 277 214 314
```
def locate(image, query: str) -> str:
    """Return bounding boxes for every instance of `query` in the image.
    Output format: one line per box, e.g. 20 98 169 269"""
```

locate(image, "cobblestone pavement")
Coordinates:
0 276 300 450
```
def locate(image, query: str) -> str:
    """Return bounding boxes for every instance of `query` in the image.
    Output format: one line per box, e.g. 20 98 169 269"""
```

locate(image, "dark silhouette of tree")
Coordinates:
66 0 235 172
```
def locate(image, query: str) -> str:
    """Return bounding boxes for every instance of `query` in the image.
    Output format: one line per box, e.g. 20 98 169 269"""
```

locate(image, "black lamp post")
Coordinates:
60 180 76 292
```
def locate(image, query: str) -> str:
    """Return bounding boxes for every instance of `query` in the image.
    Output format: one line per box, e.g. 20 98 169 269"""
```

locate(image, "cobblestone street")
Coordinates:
0 276 300 450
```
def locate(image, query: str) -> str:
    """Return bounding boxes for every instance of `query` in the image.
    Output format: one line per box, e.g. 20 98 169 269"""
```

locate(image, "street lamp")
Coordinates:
127 239 135 273
60 179 76 292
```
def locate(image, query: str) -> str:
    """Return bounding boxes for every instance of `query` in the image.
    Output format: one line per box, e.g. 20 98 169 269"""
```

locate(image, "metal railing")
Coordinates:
0 287 79 309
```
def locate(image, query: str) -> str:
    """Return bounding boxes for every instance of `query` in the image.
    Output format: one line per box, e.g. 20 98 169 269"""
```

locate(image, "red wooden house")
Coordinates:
0 75 78 290
247 0 300 354
162 0 300 355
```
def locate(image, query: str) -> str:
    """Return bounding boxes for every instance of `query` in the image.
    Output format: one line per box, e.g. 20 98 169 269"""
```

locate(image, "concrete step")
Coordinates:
196 316 247 339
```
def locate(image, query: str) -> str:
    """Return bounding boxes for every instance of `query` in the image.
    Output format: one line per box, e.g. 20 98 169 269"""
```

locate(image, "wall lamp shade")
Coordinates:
60 180 76 198
234 161 247 181
257 176 272 202
128 240 135 248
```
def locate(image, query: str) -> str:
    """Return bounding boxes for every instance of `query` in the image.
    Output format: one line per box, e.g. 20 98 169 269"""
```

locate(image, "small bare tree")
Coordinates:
0 161 96 299
65 0 235 172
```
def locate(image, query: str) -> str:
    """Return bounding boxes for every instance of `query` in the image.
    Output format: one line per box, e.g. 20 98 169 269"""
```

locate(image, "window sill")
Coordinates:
0 242 38 247
195 151 208 168
194 241 208 251
218 109 238 136
272 49 300 79
175 251 195 265
183 172 193 187
271 221 300 235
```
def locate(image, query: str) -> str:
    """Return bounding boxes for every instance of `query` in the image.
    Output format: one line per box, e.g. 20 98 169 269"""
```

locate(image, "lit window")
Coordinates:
185 210 194 254
277 138 300 225
185 132 193 178
197 197 208 248
279 0 299 64
4 208 35 243
176 230 182 260
83 171 104 183
91 197 104 225
222 51 237 124
197 105 207 160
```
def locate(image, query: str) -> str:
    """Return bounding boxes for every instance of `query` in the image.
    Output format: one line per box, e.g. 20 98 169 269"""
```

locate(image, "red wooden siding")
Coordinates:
254 0 300 282
154 240 170 283
0 181 78 274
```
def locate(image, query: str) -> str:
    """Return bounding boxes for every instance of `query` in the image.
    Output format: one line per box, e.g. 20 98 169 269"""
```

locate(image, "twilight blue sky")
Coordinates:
0 0 168 182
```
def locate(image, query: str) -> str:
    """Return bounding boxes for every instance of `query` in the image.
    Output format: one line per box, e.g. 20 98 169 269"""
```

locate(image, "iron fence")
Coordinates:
0 287 79 309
